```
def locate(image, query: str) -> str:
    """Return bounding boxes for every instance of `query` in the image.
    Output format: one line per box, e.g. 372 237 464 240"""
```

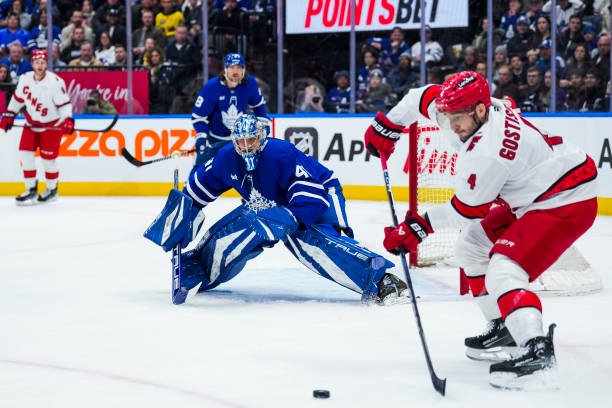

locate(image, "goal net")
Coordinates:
407 120 602 295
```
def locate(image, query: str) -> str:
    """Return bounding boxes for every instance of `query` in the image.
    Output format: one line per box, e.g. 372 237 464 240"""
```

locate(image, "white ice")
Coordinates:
1 196 611 407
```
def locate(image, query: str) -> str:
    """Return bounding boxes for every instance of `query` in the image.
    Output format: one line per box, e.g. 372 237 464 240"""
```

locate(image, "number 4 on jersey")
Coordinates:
467 174 477 190
295 165 310 178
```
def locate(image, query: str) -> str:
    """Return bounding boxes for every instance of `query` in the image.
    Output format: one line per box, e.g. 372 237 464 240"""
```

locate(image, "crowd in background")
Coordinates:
0 0 610 114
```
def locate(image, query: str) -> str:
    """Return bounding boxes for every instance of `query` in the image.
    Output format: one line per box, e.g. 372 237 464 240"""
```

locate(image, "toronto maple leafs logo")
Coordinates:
284 127 318 159
222 104 241 131
231 173 238 180
246 187 276 212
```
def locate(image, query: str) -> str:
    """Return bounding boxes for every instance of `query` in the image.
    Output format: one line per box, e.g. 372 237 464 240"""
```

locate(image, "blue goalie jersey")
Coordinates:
191 75 267 143
184 139 341 227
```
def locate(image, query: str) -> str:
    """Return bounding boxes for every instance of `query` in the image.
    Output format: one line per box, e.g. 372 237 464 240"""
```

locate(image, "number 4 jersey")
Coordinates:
7 71 72 130
385 85 598 231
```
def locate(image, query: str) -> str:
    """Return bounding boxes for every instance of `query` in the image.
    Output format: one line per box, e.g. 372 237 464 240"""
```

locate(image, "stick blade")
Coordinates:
432 376 446 396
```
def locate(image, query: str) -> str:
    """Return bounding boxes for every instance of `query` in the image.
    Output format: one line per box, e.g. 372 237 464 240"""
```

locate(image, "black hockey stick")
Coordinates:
12 114 119 133
380 154 447 396
121 147 196 167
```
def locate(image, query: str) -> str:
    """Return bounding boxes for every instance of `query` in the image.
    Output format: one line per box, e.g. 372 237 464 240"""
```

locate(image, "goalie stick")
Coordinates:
121 147 196 167
380 151 447 396
12 114 119 133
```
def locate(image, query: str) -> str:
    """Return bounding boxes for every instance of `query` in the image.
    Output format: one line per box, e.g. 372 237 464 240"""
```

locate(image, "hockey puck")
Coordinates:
313 389 330 399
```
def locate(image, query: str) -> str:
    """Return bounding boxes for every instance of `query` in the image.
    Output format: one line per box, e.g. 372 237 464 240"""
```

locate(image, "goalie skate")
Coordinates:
376 273 411 306
489 324 559 390
15 182 38 206
465 318 521 362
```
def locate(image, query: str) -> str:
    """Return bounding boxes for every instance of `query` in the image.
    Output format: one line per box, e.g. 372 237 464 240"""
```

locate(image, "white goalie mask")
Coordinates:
231 113 267 171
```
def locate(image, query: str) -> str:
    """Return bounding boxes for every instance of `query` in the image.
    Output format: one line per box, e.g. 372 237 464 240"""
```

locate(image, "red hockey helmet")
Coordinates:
435 71 490 114
31 49 48 62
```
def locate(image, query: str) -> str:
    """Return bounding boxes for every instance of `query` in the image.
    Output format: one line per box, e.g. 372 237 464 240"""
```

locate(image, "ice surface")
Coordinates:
1 197 611 407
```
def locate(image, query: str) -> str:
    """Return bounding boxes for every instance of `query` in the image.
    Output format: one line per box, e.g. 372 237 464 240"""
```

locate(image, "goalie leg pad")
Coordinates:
284 224 393 296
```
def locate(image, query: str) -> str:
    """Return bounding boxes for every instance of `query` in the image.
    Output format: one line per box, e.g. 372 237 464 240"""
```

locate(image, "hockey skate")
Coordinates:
15 181 38 206
489 324 559 390
376 273 410 306
37 188 58 204
465 317 521 362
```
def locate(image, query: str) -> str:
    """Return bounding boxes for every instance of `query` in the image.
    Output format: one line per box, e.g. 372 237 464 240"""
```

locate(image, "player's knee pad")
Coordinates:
485 253 531 299
284 224 393 296
454 222 493 268
191 205 298 291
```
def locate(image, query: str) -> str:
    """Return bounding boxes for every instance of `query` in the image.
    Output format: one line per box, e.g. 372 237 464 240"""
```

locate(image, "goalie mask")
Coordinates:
231 113 267 171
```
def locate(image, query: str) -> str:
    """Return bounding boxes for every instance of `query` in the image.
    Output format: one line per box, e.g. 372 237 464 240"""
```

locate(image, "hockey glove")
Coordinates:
364 112 404 158
59 117 75 134
144 189 206 252
194 133 210 167
383 211 433 255
1 111 15 131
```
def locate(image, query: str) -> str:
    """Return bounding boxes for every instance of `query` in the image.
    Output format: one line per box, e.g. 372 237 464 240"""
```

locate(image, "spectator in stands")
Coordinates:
501 0 526 41
95 31 115 65
493 64 521 101
367 27 410 68
0 62 14 100
69 41 103 68
81 0 96 27
388 51 416 96
99 8 126 46
0 13 30 53
510 55 528 90
356 68 395 113
563 43 592 84
60 10 94 52
458 46 478 72
60 26 86 64
599 0 612 34
0 42 31 84
410 26 443 68
582 24 598 56
520 66 543 110
51 44 66 67
156 0 185 39
594 33 610 83
27 9 61 52
564 71 586 110
357 48 383 98
133 9 166 61
539 69 567 111
543 0 585 29
492 45 509 81
214 0 244 54
324 70 351 114
28 0 60 32
138 37 156 65
426 66 443 84
526 47 540 68
536 39 566 77
507 15 538 59
581 68 607 111
296 83 324 113
559 14 584 59
94 0 126 32
132 0 160 31
526 0 545 27
83 89 118 115
183 0 202 29
10 0 30 30
472 17 505 60
164 24 201 88
114 43 127 67
476 60 488 79
534 15 552 45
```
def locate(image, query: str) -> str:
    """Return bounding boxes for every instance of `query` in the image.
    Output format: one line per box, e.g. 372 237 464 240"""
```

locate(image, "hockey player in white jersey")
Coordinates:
0 49 74 205
364 71 598 389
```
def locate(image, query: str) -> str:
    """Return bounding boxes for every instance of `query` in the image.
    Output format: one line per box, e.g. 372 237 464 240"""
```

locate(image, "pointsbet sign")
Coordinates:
286 0 469 34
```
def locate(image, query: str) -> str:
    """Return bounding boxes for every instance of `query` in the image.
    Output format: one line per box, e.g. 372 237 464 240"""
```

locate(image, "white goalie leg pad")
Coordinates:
487 254 545 346
455 222 501 320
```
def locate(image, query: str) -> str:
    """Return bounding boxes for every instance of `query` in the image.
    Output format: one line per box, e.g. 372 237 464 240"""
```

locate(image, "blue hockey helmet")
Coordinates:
224 53 245 67
231 113 267 171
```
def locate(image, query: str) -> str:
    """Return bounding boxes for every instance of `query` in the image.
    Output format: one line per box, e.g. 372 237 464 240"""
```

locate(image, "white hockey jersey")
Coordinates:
7 70 72 130
386 85 598 231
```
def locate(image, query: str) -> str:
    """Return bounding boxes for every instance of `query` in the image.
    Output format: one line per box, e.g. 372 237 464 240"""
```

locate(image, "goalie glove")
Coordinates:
364 112 404 158
144 189 206 252
383 211 433 255
194 133 210 167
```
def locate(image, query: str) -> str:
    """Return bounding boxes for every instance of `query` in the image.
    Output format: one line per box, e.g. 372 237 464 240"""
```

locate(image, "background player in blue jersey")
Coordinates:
145 114 409 305
191 53 269 167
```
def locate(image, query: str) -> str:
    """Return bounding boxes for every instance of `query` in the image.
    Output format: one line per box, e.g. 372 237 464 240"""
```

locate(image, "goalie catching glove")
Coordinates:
143 189 206 251
383 211 433 255
364 112 404 158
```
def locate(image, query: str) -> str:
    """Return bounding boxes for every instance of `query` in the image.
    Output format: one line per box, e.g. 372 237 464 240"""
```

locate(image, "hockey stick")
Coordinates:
121 147 196 167
380 154 447 396
12 114 119 133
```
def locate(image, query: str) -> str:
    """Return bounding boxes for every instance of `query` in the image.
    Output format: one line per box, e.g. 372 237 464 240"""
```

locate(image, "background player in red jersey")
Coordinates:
1 49 74 205
364 71 598 389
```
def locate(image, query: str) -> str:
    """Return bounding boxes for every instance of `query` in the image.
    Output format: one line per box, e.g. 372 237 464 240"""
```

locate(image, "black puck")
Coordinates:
313 389 330 399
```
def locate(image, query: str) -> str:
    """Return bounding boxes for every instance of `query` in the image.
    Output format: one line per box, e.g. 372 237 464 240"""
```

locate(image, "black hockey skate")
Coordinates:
37 188 58 204
376 273 410 306
465 317 519 362
489 324 558 390
15 181 38 206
